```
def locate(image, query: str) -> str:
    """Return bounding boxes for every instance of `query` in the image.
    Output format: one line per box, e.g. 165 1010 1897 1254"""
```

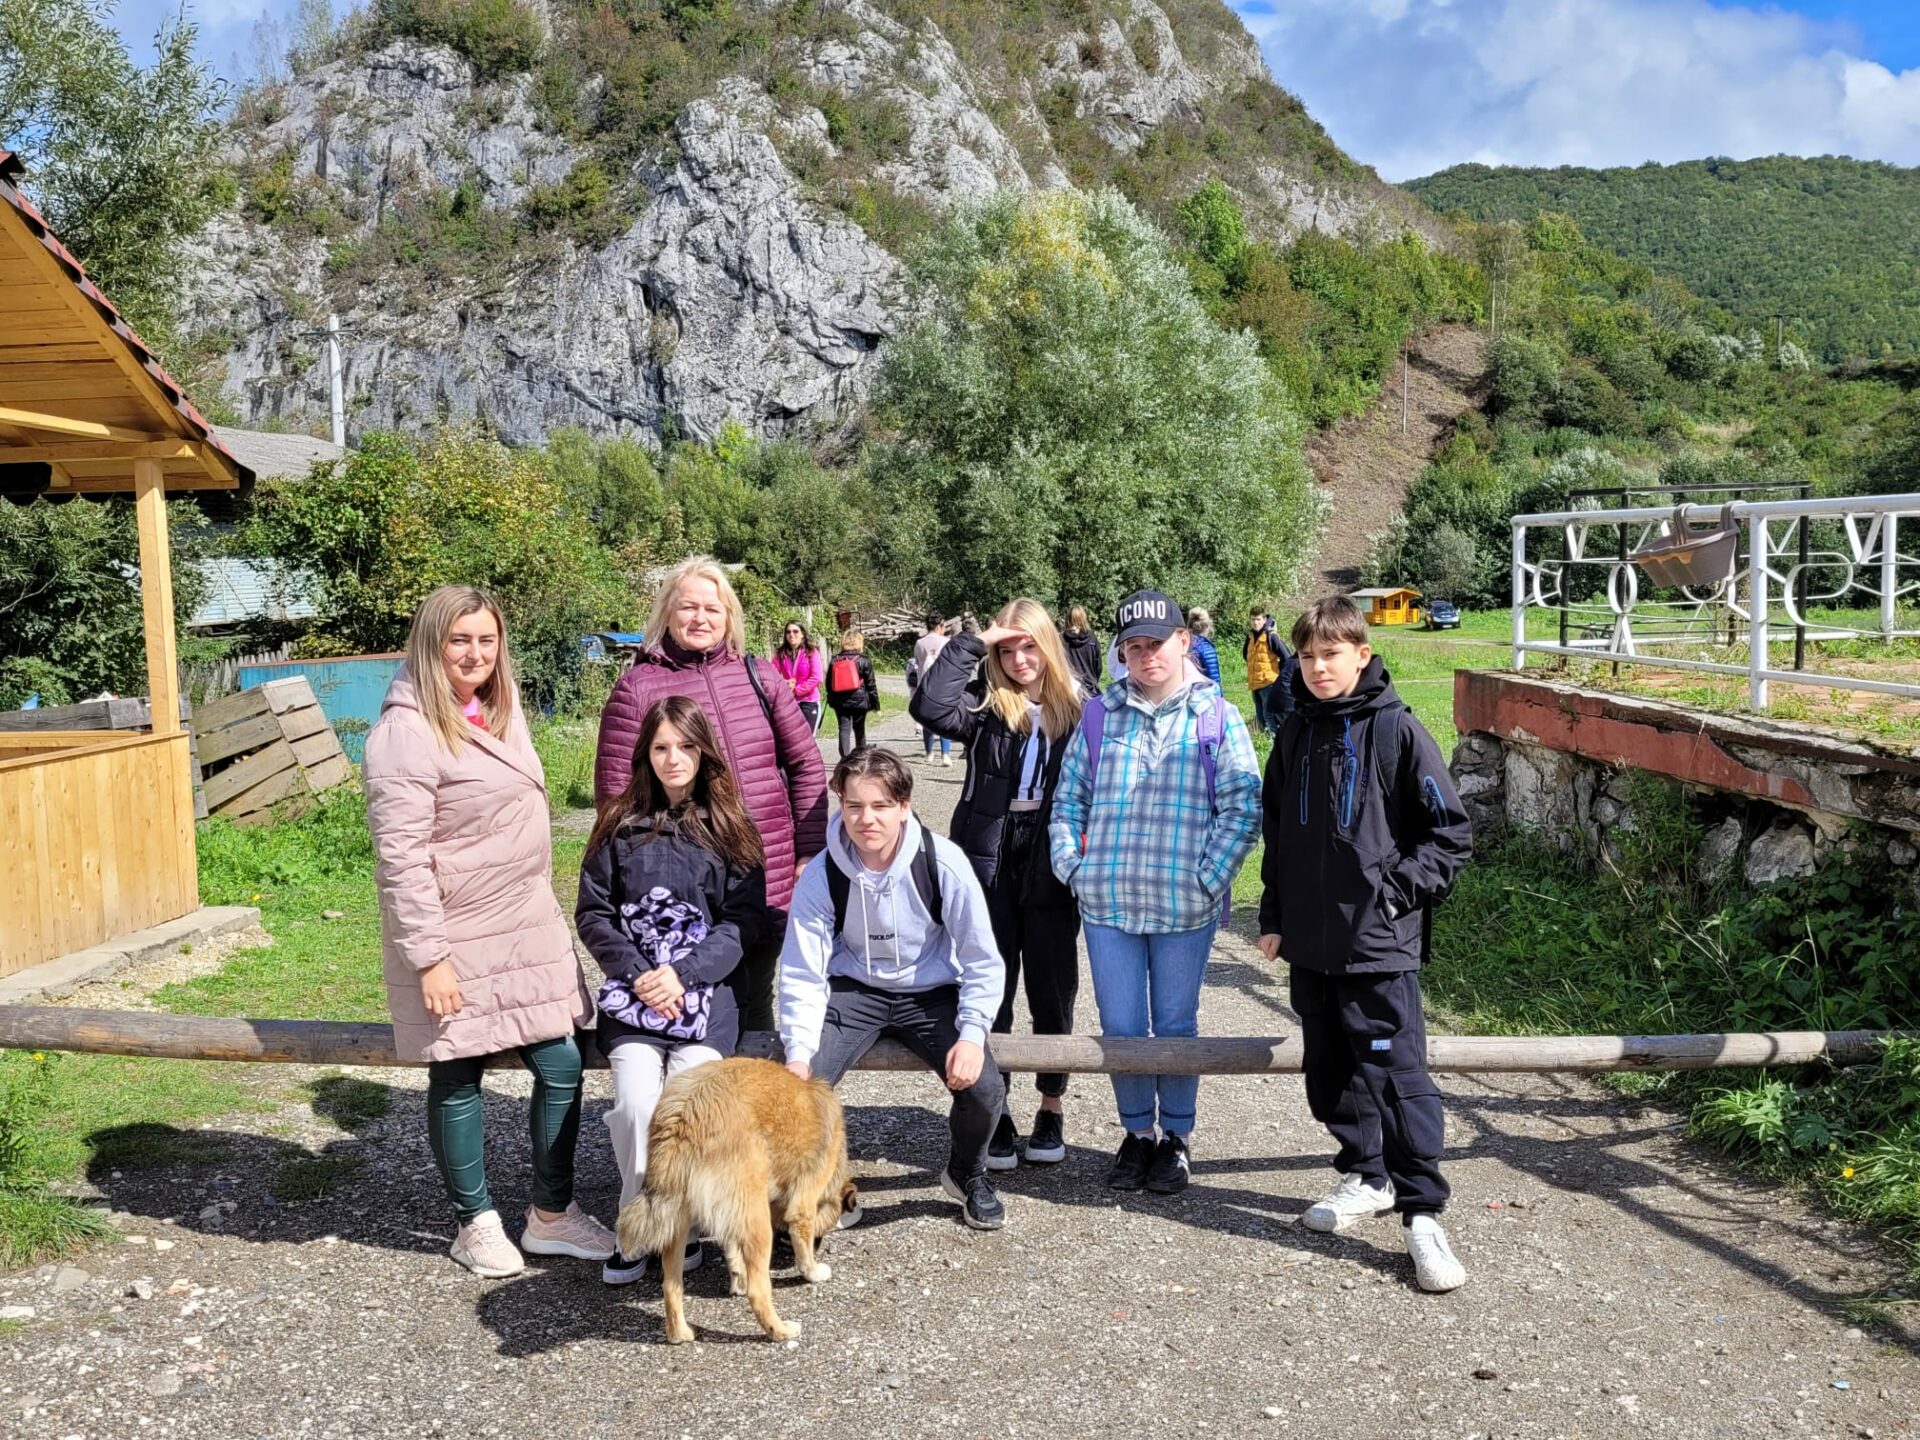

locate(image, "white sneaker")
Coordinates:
521 1202 617 1260
1407 1214 1466 1292
940 753 953 768
1301 1172 1395 1234
450 1210 525 1278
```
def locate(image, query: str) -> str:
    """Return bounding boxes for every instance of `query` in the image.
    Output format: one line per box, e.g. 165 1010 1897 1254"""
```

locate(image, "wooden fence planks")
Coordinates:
190 677 350 825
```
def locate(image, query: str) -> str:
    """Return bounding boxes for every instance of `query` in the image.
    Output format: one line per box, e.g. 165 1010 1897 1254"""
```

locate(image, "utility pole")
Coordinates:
326 313 345 448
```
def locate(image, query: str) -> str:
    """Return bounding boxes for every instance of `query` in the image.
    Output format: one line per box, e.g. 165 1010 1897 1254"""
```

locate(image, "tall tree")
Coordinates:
0 0 228 347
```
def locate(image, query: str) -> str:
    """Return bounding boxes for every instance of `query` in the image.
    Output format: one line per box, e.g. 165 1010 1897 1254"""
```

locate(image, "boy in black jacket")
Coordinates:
1256 595 1473 1293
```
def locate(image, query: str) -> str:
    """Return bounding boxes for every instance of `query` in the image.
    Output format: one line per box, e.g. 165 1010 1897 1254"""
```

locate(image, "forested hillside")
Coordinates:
1407 156 1920 363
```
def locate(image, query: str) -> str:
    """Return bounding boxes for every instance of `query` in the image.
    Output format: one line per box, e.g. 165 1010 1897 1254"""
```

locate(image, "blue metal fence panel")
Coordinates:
233 654 404 762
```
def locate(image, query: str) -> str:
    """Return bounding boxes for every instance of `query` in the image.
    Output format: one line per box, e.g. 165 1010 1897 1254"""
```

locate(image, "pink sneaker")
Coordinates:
521 1202 616 1260
450 1210 524 1278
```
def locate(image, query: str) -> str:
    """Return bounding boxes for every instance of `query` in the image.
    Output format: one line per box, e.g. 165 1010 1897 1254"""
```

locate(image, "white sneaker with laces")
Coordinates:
450 1209 525 1278
520 1202 617 1260
1300 1172 1395 1234
1407 1214 1467 1292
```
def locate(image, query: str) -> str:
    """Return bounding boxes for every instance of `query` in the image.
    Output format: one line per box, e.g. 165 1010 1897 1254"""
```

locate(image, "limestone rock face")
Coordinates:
183 3 1433 446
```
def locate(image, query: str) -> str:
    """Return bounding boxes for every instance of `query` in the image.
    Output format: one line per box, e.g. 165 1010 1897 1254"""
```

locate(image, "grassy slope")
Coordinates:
1405 156 1920 361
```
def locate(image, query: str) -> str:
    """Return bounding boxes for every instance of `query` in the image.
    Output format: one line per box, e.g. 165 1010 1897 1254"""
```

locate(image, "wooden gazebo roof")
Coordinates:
0 148 252 499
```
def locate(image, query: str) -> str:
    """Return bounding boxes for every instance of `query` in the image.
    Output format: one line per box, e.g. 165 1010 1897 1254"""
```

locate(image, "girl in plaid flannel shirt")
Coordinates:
1048 589 1261 1195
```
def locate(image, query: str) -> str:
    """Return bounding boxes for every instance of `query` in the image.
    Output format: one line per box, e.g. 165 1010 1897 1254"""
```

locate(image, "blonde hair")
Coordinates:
1187 607 1213 637
645 556 747 657
839 629 865 651
1066 605 1089 629
404 585 516 753
980 597 1084 740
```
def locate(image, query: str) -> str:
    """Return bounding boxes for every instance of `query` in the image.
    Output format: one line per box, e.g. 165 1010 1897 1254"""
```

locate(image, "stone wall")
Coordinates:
1449 672 1920 895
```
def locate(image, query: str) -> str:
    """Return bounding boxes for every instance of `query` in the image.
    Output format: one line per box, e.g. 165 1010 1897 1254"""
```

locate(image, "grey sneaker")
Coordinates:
450 1210 525 1279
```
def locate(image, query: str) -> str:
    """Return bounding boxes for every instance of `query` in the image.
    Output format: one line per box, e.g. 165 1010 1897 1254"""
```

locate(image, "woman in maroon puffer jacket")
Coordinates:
594 558 828 1031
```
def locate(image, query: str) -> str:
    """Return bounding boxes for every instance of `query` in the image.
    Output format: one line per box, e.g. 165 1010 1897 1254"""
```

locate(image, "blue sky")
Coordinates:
109 0 1920 181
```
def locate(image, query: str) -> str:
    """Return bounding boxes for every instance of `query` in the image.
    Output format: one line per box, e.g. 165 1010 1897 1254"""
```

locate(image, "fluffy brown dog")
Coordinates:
615 1056 856 1343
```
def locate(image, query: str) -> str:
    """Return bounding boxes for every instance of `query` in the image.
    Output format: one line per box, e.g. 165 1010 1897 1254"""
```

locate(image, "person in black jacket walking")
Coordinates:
910 596 1088 1169
1060 606 1103 693
575 694 769 1286
1255 595 1473 1294
825 629 881 759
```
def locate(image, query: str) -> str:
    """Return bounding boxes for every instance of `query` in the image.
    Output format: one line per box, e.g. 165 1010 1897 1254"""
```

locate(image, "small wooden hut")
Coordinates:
1348 586 1424 627
0 150 253 976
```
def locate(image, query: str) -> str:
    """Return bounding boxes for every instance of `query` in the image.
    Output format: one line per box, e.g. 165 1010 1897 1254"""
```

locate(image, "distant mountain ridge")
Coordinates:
1406 155 1920 362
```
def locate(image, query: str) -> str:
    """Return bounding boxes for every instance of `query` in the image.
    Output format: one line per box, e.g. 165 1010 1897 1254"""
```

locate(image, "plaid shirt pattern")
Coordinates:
1048 680 1262 934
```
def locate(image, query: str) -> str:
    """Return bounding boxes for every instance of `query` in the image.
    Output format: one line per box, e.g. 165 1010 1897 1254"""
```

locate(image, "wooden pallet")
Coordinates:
0 694 206 818
192 676 352 825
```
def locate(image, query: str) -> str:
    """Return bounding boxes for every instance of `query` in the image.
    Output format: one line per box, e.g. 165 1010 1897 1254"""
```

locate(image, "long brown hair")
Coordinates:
587 696 765 868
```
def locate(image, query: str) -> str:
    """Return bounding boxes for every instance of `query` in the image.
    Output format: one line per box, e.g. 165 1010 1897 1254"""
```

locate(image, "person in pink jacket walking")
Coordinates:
773 621 826 735
595 558 829 1031
364 585 615 1279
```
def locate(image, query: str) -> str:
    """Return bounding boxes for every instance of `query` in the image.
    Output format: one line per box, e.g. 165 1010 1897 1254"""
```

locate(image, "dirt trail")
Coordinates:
1302 323 1490 595
4 699 1916 1438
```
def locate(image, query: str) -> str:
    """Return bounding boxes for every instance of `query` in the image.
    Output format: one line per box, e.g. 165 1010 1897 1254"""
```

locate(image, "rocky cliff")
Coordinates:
186 0 1440 447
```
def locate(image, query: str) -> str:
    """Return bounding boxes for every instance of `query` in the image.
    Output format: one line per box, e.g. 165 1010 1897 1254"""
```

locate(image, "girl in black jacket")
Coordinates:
825 629 881 759
909 596 1088 1169
575 694 768 1286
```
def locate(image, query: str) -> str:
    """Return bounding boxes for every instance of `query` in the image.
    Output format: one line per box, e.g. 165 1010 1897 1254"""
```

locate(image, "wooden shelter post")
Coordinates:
132 457 180 736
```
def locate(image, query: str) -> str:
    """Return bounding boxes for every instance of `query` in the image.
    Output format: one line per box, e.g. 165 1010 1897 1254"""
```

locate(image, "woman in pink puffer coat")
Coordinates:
594 558 828 1030
364 585 612 1280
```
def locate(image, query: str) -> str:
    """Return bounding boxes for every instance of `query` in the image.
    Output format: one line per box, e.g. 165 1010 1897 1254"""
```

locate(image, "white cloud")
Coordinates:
1229 0 1920 179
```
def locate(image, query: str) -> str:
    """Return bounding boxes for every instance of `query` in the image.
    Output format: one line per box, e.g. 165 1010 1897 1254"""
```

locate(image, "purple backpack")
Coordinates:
1078 693 1231 923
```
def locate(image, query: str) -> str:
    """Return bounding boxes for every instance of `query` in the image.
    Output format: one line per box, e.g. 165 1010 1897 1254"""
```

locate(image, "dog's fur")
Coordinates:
615 1056 856 1343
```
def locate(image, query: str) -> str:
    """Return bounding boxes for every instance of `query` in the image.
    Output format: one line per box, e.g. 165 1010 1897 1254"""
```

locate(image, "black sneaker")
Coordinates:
940 1167 1005 1231
601 1251 648 1286
1107 1132 1156 1190
1145 1133 1190 1194
987 1110 1021 1172
1024 1108 1065 1164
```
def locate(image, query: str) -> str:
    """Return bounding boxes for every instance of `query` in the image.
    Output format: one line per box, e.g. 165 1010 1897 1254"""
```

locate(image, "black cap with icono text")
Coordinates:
1113 589 1183 647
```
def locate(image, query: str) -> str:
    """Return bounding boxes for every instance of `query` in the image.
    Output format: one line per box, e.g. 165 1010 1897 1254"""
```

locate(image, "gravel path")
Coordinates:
6 696 1917 1438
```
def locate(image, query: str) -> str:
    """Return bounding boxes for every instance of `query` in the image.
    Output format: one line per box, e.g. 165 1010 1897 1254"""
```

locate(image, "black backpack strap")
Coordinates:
827 858 850 935
824 829 944 935
910 828 944 929
1370 703 1406 809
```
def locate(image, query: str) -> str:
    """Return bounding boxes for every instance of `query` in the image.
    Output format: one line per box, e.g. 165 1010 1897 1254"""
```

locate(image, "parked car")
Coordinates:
1424 599 1462 631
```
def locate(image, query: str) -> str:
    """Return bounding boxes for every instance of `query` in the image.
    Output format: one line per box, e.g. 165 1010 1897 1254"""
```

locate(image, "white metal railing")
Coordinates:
1510 492 1920 708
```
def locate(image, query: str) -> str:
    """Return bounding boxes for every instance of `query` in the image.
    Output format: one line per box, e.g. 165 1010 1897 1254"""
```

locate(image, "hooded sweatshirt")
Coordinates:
778 814 1005 1070
1061 626 1103 691
1256 656 1472 974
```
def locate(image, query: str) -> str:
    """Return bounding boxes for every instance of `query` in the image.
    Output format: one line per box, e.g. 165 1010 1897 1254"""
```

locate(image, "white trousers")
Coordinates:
605 1041 724 1214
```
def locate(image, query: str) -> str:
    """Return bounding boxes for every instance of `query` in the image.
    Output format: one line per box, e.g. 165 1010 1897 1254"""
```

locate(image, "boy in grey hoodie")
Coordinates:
779 747 1009 1230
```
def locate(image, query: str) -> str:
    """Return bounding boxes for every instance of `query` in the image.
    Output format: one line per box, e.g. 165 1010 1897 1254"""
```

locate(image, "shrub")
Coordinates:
374 0 543 79
869 188 1317 615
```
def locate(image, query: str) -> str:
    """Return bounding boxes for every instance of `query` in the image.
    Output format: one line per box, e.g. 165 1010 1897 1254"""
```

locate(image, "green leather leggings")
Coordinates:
425 1034 583 1223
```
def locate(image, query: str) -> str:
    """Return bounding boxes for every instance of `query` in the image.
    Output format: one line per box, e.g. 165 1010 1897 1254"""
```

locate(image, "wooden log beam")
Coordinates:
0 405 159 442
0 1008 1897 1074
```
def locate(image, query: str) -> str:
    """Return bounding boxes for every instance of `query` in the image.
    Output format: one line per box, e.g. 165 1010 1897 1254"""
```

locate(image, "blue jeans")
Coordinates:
923 729 951 757
1083 922 1217 1135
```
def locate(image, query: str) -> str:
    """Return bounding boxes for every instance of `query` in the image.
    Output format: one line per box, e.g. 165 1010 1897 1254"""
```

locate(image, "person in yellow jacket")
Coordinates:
1244 605 1295 736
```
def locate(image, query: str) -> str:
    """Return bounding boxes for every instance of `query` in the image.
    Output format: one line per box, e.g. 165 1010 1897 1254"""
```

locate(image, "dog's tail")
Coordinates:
613 1073 707 1259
